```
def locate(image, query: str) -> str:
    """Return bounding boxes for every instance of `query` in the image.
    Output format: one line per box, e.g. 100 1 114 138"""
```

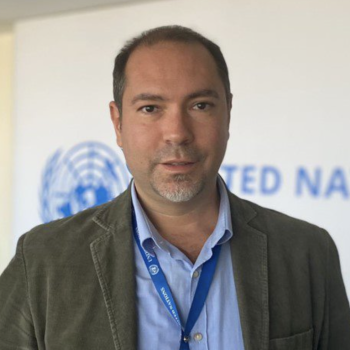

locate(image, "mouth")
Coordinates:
160 160 197 172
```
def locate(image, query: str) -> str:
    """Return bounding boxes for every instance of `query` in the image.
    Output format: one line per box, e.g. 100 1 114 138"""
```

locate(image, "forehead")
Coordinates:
123 41 224 98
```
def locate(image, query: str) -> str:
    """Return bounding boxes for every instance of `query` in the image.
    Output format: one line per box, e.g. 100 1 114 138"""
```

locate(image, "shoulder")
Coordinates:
18 188 131 264
228 193 337 290
248 198 325 235
23 200 108 245
228 191 331 253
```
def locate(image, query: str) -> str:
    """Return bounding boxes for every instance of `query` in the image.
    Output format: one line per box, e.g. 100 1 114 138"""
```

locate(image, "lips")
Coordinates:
160 160 196 172
162 160 195 165
163 162 194 165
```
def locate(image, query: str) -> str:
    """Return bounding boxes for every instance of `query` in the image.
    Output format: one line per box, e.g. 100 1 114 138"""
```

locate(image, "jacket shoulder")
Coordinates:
24 200 108 242
229 192 330 250
19 189 131 264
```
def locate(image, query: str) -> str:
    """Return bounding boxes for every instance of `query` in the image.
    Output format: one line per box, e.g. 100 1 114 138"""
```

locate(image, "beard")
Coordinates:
150 172 206 202
149 146 206 202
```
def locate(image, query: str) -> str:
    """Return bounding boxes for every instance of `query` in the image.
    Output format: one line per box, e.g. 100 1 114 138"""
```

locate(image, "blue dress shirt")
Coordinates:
132 177 245 350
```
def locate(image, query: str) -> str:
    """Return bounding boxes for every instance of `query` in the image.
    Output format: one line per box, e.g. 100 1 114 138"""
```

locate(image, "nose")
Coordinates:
162 107 194 146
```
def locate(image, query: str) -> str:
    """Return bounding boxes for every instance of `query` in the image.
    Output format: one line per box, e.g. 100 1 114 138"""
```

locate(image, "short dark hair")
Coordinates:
112 25 231 114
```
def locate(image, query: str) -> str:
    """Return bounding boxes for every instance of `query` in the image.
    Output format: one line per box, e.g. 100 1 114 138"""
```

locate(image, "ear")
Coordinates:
228 93 233 122
227 93 233 140
109 101 123 148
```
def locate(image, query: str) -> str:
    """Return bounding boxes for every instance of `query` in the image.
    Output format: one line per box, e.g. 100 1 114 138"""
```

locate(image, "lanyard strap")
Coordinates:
132 207 221 349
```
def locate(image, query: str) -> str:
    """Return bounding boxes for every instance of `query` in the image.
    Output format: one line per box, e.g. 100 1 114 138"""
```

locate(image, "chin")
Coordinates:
151 176 205 203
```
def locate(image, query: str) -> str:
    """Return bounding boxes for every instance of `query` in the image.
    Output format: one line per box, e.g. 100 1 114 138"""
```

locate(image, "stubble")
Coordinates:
149 146 206 202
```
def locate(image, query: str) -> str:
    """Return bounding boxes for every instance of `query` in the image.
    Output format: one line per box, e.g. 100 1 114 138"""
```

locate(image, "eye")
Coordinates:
193 102 212 110
140 105 158 113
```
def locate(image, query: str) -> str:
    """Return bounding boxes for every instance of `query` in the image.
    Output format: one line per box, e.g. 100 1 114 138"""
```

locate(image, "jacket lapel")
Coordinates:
228 193 269 350
90 189 137 350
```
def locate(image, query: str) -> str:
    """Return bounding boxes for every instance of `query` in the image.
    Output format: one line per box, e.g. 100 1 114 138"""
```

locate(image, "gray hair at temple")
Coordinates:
112 25 231 116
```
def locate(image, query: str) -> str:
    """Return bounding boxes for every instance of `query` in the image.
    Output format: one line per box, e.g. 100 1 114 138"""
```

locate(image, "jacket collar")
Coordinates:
90 183 269 350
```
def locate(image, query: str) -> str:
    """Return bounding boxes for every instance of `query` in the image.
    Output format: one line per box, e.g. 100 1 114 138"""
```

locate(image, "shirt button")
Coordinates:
193 333 203 341
192 270 200 278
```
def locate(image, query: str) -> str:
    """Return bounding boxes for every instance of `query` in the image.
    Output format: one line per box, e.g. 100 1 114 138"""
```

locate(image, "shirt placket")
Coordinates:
187 267 209 350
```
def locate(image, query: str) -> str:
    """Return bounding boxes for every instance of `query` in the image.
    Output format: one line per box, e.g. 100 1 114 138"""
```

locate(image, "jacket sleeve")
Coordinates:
0 234 38 349
319 230 350 349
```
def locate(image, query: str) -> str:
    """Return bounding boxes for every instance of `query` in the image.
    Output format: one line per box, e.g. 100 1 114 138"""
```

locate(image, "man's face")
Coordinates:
110 41 231 203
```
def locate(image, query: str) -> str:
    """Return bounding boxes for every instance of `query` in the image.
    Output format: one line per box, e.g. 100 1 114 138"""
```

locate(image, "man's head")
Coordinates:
110 25 232 204
113 25 231 115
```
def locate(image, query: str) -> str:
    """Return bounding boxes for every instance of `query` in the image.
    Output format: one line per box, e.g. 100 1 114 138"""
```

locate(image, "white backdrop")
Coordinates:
13 0 350 294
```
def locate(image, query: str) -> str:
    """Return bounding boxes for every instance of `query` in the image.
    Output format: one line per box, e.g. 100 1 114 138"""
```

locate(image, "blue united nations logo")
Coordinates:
40 141 130 223
149 265 159 275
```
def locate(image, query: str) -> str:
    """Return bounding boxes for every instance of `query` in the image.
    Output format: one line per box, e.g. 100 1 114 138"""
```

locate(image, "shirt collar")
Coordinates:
131 176 233 256
131 183 158 254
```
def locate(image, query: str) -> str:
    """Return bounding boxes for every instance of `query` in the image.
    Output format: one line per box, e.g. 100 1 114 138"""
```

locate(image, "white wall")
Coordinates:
0 32 13 274
11 0 350 292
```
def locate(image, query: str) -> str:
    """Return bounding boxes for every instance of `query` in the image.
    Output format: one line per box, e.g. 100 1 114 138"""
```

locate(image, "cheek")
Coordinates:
203 127 229 165
200 123 229 147
122 124 158 162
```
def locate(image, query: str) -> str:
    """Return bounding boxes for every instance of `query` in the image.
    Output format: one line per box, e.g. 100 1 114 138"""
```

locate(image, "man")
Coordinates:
0 25 349 350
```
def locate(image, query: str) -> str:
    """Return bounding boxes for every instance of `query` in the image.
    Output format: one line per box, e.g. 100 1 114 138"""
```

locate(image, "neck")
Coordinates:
134 178 220 262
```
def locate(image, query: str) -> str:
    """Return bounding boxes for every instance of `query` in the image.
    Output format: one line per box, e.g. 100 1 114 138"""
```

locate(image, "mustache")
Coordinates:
151 145 204 164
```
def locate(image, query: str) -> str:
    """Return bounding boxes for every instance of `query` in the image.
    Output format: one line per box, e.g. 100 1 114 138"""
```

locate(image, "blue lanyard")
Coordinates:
132 207 222 350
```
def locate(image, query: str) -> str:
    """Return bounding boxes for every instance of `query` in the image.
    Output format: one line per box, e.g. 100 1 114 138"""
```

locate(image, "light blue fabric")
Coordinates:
132 177 245 350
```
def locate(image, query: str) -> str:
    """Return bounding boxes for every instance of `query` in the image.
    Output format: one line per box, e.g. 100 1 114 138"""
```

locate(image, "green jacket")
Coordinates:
0 187 349 350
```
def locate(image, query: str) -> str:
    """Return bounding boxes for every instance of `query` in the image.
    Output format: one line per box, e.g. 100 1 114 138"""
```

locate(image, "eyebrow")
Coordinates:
130 89 220 105
131 93 167 105
187 89 220 100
